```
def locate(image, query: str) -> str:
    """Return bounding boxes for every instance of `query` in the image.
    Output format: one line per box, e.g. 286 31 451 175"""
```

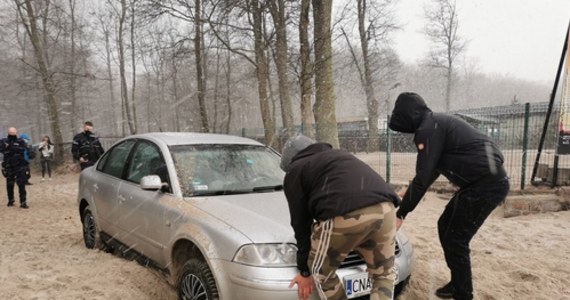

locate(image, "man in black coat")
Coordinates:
389 92 509 300
0 127 30 208
281 135 400 300
72 121 105 170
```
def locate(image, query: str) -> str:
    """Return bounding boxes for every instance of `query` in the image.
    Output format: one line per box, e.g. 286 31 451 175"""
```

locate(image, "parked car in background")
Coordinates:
78 133 414 299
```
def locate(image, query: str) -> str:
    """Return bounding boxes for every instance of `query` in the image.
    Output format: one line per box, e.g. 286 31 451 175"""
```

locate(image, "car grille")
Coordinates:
339 241 401 269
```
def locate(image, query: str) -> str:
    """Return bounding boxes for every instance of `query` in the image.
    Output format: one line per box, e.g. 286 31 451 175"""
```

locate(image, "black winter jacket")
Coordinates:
0 136 29 169
389 92 507 220
72 131 105 162
283 143 399 273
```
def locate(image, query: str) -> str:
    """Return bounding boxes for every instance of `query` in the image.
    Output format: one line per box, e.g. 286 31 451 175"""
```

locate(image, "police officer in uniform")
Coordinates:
389 92 509 300
72 121 105 170
0 127 30 208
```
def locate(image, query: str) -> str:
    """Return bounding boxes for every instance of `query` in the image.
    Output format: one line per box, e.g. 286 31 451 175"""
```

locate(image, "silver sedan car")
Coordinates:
78 133 413 300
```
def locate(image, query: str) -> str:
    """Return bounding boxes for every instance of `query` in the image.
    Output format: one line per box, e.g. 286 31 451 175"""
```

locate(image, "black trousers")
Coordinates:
438 177 509 300
6 166 28 204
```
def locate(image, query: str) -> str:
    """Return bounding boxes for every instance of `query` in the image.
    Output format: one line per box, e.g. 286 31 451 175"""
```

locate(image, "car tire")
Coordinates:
177 259 219 300
395 275 411 298
82 207 103 250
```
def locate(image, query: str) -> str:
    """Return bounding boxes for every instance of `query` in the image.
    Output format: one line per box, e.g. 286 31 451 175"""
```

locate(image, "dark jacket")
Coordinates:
0 136 29 169
283 143 400 273
72 131 105 163
389 92 507 220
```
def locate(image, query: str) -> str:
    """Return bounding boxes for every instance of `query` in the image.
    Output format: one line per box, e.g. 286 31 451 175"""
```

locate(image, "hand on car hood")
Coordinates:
189 192 296 244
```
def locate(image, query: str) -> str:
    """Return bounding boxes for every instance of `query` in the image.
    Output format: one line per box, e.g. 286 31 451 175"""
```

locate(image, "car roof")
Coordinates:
126 132 265 147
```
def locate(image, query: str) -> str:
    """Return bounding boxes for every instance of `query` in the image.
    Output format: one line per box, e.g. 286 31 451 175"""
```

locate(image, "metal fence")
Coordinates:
238 102 568 191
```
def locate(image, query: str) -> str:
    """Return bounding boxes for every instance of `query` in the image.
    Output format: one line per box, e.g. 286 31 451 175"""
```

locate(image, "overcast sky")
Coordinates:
393 0 570 83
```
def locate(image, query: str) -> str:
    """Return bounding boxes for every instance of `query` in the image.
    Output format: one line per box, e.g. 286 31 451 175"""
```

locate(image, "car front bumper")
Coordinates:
209 246 414 300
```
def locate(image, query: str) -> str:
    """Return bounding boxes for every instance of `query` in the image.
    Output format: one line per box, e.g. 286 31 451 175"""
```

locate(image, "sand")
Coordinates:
0 172 568 300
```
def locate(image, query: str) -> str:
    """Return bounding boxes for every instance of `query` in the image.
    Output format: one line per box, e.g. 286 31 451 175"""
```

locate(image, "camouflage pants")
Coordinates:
308 201 396 300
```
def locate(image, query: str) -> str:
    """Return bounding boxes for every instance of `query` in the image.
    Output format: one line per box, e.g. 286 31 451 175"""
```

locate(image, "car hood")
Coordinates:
188 192 296 244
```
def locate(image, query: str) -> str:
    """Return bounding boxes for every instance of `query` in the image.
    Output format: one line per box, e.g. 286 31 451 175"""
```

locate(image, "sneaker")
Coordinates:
41 178 45 182
20 203 29 209
48 178 52 181
435 282 454 299
7 201 14 207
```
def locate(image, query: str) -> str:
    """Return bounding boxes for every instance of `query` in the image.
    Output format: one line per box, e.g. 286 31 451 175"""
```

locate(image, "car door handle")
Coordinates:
118 195 126 203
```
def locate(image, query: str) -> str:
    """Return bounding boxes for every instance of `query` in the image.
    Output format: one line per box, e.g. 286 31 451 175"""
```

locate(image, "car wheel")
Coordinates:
395 275 411 298
82 207 103 249
178 259 219 300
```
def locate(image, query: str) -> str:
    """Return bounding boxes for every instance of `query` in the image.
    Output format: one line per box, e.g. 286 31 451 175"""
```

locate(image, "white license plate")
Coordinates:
343 272 371 299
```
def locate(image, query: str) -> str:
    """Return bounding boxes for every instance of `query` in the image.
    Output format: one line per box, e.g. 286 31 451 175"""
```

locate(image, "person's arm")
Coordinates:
71 135 80 161
397 125 444 220
283 166 313 274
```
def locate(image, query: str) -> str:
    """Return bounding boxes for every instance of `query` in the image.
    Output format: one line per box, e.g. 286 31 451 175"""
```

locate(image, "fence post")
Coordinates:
241 128 246 137
521 103 530 190
386 115 391 184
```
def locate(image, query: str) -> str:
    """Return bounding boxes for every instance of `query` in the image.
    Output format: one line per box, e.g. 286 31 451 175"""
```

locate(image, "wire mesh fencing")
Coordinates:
239 101 568 191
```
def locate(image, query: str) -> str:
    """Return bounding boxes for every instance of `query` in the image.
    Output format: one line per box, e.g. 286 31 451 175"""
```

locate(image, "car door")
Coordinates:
118 140 173 264
93 139 136 236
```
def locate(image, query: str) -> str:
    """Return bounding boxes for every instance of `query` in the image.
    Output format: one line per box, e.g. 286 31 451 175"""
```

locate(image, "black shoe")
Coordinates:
7 201 14 207
26 182 33 185
20 203 29 209
435 282 454 299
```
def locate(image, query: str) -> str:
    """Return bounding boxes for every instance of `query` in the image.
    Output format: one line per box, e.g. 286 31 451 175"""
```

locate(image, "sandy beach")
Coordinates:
0 172 568 300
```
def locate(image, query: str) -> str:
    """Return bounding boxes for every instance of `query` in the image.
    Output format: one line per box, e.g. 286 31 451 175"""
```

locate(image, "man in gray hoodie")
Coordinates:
281 135 400 300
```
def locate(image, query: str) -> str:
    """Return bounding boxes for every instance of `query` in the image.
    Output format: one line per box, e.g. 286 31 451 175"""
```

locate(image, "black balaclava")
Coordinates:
389 92 432 133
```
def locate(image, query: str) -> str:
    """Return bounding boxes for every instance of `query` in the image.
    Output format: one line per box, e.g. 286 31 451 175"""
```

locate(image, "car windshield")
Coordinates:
170 144 285 197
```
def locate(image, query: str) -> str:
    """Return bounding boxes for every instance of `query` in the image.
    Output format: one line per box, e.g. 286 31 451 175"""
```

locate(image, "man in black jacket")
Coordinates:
72 121 105 170
281 135 400 300
0 127 30 208
389 92 509 300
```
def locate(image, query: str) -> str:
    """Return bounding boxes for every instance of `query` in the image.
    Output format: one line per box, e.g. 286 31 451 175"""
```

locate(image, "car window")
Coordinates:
170 144 284 197
126 141 168 185
99 140 136 178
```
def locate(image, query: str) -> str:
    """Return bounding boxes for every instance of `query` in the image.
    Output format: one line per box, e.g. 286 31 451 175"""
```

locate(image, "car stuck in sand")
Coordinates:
77 132 414 299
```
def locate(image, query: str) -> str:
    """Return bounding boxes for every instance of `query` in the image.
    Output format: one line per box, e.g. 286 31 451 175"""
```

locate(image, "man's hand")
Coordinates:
397 188 406 198
289 274 313 300
79 157 88 163
396 217 404 231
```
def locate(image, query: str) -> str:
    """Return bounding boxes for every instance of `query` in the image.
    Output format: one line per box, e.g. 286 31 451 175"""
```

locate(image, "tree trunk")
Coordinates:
130 0 138 132
269 0 294 139
357 0 379 152
224 24 232 134
252 0 276 146
119 0 136 134
194 0 209 133
68 0 78 135
17 0 64 162
103 24 118 136
312 0 339 147
299 0 314 138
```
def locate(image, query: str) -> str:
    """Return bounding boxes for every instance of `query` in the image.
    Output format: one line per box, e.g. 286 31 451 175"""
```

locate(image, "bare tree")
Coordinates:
424 0 467 112
15 0 64 161
299 0 314 138
268 0 294 138
194 0 209 132
312 0 339 147
338 0 398 151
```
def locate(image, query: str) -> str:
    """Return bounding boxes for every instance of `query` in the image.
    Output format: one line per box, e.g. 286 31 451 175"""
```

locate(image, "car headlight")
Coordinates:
233 243 297 267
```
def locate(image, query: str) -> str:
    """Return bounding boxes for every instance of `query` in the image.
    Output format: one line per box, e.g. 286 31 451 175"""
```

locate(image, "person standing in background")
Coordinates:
38 135 54 181
72 121 105 170
0 127 30 208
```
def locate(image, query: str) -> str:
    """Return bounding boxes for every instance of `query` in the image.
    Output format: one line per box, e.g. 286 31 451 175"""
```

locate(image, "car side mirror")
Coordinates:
140 175 168 191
